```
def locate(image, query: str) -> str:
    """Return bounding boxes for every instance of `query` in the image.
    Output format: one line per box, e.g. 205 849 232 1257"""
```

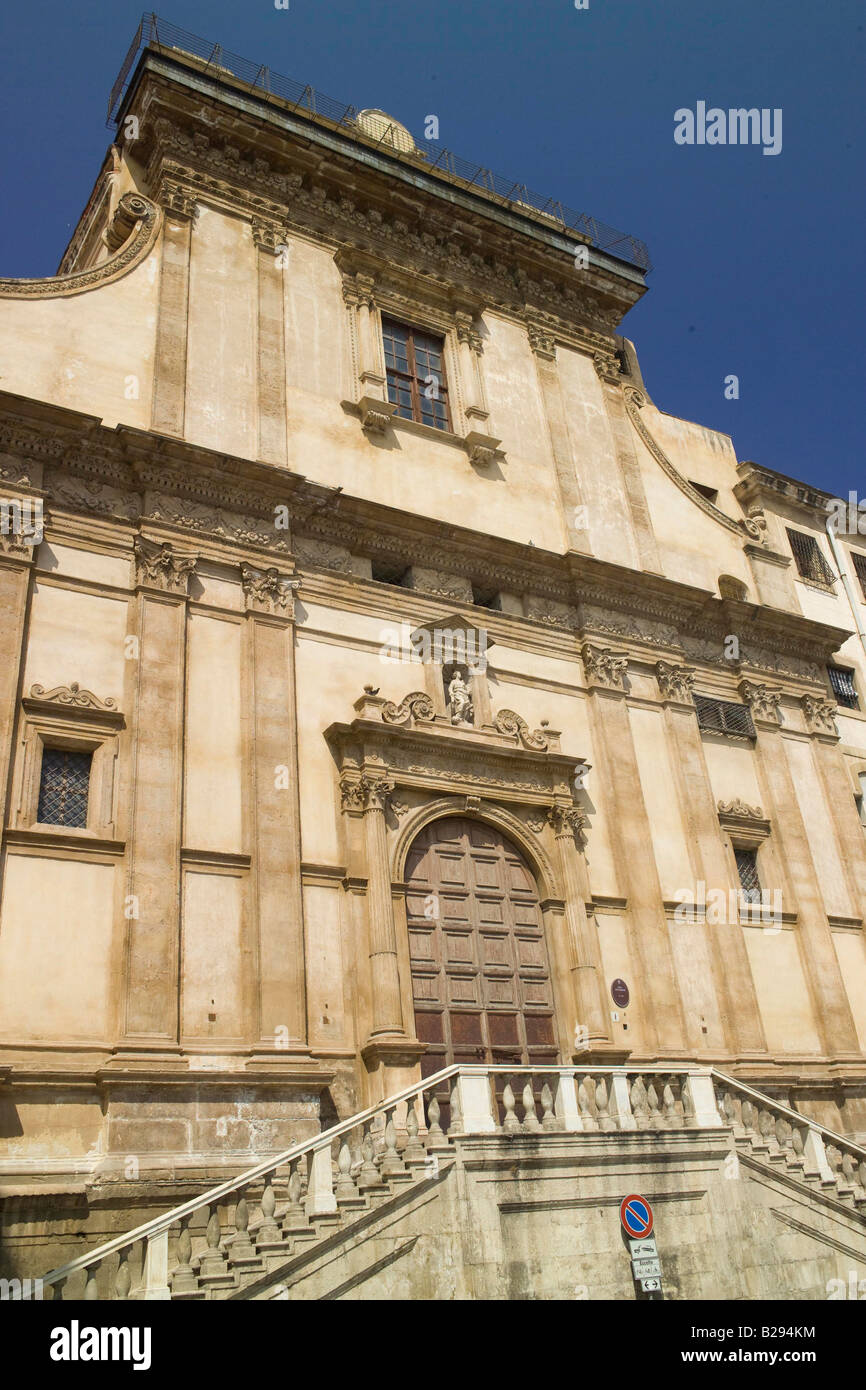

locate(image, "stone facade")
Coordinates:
0 36 865 1290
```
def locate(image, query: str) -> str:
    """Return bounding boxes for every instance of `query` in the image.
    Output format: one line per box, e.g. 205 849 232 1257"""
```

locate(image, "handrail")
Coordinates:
41 1062 865 1291
41 1062 461 1289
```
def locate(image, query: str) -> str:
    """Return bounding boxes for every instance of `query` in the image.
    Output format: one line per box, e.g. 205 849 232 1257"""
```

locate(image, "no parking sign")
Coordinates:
620 1193 654 1238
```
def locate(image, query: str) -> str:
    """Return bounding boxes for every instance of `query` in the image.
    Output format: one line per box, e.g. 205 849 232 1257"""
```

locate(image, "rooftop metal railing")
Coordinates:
107 13 652 273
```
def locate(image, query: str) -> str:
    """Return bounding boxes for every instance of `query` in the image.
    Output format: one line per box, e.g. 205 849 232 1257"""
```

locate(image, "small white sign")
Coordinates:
632 1257 662 1279
628 1237 657 1258
640 1276 661 1292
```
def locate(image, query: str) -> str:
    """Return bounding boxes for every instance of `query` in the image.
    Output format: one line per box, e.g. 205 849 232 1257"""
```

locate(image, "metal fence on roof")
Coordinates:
108 13 652 273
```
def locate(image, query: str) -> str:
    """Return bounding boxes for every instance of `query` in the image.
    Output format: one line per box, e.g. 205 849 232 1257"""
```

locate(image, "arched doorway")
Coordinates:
405 816 558 1082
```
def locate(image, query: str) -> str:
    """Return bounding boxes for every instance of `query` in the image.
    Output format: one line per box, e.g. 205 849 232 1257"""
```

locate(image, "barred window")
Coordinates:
383 319 450 431
786 528 835 586
827 664 860 710
735 848 762 905
37 748 92 828
852 550 866 603
694 694 756 740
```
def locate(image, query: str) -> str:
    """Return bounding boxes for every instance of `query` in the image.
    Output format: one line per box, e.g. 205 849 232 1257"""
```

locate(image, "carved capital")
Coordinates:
159 181 197 220
340 269 376 309
547 802 588 845
339 773 396 815
0 530 37 563
454 310 483 354
582 642 628 690
250 216 285 254
240 563 300 615
133 536 197 593
593 350 621 384
738 679 783 725
526 322 556 361
800 694 839 738
655 660 696 703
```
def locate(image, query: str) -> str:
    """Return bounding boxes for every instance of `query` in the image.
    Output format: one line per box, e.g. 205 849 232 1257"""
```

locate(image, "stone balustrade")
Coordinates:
38 1064 866 1301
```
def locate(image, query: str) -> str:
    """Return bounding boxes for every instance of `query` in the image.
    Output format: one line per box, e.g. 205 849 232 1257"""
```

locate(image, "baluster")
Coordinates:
84 1272 99 1300
198 1204 229 1280
285 1164 307 1222
229 1191 256 1260
647 1081 664 1130
662 1079 681 1128
721 1090 742 1134
840 1152 857 1192
448 1080 463 1136
578 1078 597 1131
380 1114 406 1176
595 1077 615 1132
502 1079 520 1133
790 1126 806 1165
541 1080 558 1131
404 1105 425 1162
757 1109 775 1150
629 1075 650 1130
740 1100 756 1138
115 1250 132 1301
427 1095 443 1140
335 1141 356 1198
522 1082 541 1133
52 1279 66 1301
775 1117 792 1160
258 1179 281 1242
171 1218 198 1295
357 1130 382 1189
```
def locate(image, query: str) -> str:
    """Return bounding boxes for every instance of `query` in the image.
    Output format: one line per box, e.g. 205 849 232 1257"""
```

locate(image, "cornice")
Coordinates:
0 195 160 300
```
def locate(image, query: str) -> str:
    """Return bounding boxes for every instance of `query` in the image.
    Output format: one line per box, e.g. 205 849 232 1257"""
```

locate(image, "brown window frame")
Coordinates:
382 317 451 432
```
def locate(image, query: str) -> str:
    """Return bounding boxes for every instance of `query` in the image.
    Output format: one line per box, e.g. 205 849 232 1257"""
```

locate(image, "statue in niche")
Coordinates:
447 670 474 725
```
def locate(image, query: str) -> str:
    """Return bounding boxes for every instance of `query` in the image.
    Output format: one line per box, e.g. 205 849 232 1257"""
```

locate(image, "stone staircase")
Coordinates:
37 1065 866 1301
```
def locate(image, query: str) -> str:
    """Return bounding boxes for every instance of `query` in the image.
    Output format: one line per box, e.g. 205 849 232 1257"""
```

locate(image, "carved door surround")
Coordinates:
325 683 616 1088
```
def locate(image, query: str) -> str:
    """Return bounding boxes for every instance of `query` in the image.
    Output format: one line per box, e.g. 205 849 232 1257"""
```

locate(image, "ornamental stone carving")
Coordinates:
448 672 474 726
28 682 118 712
133 536 197 593
593 351 621 384
240 563 300 615
800 694 838 737
718 798 764 820
581 642 628 690
547 802 589 845
740 506 770 548
655 660 696 702
738 679 783 724
250 216 286 253
339 773 395 814
494 709 548 750
381 692 436 726
0 530 37 561
526 322 556 360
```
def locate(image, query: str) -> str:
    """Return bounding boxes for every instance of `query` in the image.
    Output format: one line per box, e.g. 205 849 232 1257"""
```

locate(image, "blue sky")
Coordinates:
0 0 862 497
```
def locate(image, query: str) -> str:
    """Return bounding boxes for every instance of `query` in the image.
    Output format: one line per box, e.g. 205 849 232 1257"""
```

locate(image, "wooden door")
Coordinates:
405 817 558 1103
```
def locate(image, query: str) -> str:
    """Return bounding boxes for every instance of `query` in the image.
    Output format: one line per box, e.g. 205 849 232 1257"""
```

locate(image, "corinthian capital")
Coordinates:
800 694 838 738
581 642 628 690
738 679 783 725
547 802 588 845
241 563 300 615
656 661 696 703
133 536 197 593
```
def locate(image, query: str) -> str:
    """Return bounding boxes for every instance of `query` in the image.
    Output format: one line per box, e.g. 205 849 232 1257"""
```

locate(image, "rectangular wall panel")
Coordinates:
181 870 245 1040
185 613 243 853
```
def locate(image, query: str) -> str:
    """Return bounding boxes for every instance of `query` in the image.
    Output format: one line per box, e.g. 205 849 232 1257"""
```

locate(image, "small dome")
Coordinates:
356 109 415 154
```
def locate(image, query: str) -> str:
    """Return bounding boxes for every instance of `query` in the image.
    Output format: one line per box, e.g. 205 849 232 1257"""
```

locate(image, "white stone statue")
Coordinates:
448 672 473 725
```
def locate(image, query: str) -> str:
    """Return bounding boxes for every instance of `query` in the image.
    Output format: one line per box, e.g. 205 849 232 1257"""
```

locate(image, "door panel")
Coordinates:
407 817 558 1101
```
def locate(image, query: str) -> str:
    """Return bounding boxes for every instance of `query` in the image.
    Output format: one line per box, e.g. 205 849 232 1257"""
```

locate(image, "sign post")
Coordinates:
620 1195 662 1296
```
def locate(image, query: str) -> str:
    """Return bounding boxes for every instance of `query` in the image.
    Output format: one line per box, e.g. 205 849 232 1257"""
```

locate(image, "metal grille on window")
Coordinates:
786 527 835 585
382 318 450 431
693 694 756 739
828 664 859 710
735 848 762 905
852 550 866 603
37 748 92 828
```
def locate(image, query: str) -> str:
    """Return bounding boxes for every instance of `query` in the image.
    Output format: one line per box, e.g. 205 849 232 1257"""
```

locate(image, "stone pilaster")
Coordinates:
252 218 289 466
547 802 612 1052
655 662 767 1056
528 321 592 553
0 535 35 847
241 567 309 1058
118 538 196 1046
582 644 688 1054
606 386 663 575
740 683 861 1058
360 776 404 1038
151 184 195 437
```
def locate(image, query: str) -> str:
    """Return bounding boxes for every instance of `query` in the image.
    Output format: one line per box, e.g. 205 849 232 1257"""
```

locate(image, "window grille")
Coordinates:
852 550 866 603
786 528 835 585
735 848 762 905
693 694 756 740
382 319 450 431
827 664 859 709
37 748 92 828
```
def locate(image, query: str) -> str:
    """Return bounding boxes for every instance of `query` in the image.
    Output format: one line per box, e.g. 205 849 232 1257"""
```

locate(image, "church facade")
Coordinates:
0 26 865 1292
